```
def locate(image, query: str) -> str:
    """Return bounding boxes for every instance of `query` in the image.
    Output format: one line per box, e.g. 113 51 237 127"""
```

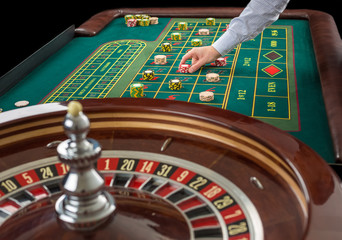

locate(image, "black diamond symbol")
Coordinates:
264 51 283 61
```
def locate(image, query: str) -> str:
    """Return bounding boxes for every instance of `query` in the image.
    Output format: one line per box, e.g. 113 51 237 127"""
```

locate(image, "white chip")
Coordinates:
154 55 167 65
206 73 220 82
15 100 29 107
150 17 159 24
199 29 210 35
199 91 214 102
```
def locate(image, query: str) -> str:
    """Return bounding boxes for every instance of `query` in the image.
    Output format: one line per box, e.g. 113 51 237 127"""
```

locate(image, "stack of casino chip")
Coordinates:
178 64 191 73
130 83 144 98
154 55 167 65
139 19 150 27
215 57 226 66
134 15 143 26
199 91 214 102
198 29 210 35
178 22 188 30
206 73 220 82
134 14 150 20
171 33 182 41
150 17 159 25
142 70 155 80
124 15 134 23
169 79 182 90
125 14 157 27
191 39 202 47
127 19 137 27
206 18 215 26
161 42 172 52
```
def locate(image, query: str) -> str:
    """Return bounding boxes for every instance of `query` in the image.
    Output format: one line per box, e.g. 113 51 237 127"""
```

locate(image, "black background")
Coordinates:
0 1 340 77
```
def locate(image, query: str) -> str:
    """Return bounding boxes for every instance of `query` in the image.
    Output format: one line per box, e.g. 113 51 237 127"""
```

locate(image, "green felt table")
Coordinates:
0 9 339 163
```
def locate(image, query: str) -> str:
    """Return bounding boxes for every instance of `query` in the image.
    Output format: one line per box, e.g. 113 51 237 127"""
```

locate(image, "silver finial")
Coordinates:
55 101 115 230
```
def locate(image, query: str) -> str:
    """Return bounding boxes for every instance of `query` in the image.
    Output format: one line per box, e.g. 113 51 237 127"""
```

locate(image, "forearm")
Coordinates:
212 0 290 56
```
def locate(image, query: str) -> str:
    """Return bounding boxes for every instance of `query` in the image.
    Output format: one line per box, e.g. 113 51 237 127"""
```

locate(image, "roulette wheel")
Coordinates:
0 98 341 239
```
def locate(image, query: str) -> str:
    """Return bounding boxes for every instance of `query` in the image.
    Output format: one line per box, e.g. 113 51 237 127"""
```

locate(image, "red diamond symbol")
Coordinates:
262 65 282 77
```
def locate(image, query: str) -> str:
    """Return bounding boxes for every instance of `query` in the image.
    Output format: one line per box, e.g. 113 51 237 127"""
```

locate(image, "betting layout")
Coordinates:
41 17 299 131
121 18 298 131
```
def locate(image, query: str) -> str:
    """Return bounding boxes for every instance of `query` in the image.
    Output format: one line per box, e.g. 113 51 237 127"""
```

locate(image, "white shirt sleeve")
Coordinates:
212 0 290 56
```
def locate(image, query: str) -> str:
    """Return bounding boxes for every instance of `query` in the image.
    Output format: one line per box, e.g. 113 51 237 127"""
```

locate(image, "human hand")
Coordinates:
179 46 221 73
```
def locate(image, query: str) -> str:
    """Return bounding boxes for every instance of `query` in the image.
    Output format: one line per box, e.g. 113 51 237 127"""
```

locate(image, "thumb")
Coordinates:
189 59 206 73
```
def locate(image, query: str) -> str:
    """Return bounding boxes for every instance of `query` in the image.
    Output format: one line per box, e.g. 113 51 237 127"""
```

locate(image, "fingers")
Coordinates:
179 46 221 73
179 48 200 73
188 58 205 73
180 49 194 65
180 49 201 73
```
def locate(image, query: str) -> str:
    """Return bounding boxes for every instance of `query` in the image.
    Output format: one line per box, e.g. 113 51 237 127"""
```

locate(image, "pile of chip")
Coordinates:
125 14 159 27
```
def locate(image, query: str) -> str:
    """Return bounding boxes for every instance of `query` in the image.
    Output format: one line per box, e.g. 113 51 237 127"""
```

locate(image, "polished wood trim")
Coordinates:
0 99 341 239
0 111 307 211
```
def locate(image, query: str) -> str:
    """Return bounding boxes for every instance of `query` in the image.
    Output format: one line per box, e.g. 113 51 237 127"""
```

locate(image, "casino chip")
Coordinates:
15 100 29 107
130 83 144 98
142 70 155 80
178 64 191 73
124 15 134 23
171 33 182 41
199 91 214 102
139 19 150 27
150 17 159 25
215 57 226 66
178 22 188 30
191 39 202 47
206 18 215 26
206 73 220 82
127 19 137 27
198 29 209 35
154 55 167 65
161 43 172 52
169 79 182 90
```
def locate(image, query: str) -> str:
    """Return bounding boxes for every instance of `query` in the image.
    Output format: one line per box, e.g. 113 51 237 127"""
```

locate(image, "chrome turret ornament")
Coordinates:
55 101 115 230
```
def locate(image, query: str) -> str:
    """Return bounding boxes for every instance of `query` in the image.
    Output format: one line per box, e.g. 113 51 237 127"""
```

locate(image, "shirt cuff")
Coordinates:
212 29 241 56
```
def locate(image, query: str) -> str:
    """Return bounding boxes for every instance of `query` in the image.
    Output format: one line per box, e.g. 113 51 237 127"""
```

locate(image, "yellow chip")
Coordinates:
206 18 215 26
169 79 182 90
191 39 202 47
142 70 155 80
178 22 188 30
171 33 182 40
161 42 172 52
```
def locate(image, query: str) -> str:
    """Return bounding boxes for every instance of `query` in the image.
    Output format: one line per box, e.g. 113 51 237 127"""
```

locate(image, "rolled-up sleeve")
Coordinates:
212 0 290 56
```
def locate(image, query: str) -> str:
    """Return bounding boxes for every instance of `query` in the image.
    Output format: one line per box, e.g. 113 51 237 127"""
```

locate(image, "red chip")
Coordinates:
127 19 137 27
179 64 191 73
215 57 226 66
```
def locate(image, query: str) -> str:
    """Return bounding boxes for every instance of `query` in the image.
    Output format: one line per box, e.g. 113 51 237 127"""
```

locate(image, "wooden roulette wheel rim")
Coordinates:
0 98 341 239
